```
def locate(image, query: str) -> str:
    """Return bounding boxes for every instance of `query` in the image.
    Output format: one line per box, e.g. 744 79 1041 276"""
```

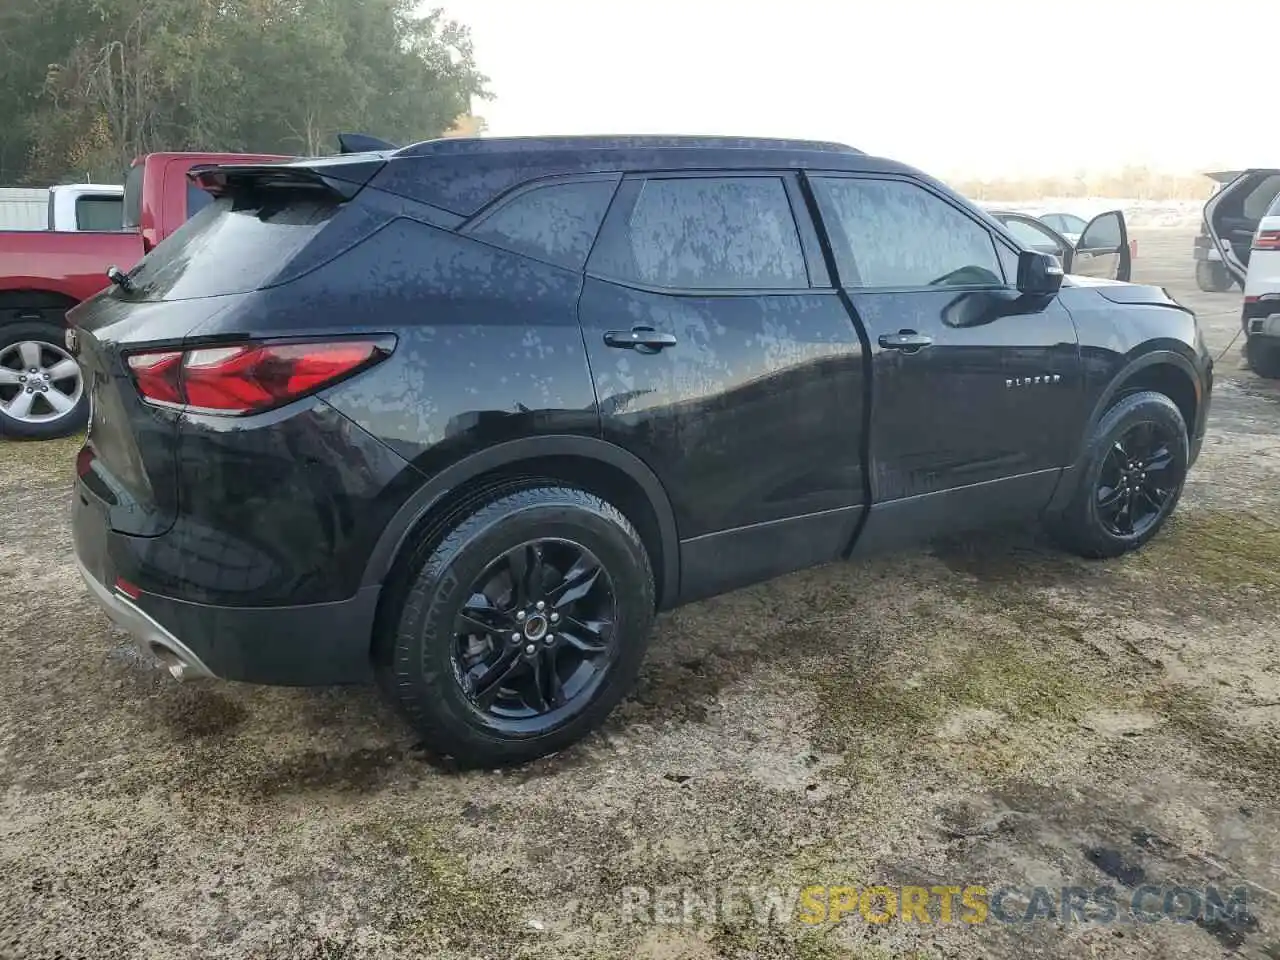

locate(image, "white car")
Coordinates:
1203 169 1280 377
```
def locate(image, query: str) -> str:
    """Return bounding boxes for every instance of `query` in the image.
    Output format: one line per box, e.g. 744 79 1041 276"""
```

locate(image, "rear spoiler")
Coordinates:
188 154 387 201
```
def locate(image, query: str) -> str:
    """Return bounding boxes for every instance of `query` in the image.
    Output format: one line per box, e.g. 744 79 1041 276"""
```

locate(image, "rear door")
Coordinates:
806 173 1082 546
577 171 867 599
1204 169 1280 286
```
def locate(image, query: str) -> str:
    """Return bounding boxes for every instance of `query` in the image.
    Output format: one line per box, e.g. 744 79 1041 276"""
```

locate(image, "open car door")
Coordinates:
1072 210 1131 282
1204 169 1280 288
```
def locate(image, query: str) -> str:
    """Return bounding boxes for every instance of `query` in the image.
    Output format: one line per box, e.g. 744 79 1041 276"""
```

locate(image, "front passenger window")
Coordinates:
814 177 1004 289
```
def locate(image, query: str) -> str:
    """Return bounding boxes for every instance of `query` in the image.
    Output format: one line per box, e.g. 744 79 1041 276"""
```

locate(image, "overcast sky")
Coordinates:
438 0 1280 178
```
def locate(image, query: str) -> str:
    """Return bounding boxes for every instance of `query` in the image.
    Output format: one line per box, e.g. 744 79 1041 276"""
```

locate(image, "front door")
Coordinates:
1073 211 1131 281
806 174 1082 537
577 172 867 599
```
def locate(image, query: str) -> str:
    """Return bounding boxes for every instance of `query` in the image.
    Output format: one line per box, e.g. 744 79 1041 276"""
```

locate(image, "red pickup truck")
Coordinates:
0 150 286 438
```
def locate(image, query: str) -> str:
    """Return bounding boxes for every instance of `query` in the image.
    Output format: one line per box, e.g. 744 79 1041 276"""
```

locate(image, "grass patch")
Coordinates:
348 818 527 952
1128 510 1280 597
806 590 1130 785
0 431 83 477
813 636 1106 751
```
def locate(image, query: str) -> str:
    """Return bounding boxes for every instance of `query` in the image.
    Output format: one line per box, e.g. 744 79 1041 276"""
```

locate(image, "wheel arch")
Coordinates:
1089 351 1202 446
363 435 681 613
1049 350 1203 519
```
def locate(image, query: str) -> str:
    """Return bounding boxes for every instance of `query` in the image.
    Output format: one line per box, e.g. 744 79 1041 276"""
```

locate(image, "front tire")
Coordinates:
0 317 88 440
1245 335 1280 379
375 485 656 767
1049 391 1188 559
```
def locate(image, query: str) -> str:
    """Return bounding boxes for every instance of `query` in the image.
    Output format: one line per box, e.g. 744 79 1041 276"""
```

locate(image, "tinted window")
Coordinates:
468 179 617 271
602 176 807 290
186 184 215 220
121 194 337 302
1244 175 1280 220
815 178 1003 288
75 196 124 231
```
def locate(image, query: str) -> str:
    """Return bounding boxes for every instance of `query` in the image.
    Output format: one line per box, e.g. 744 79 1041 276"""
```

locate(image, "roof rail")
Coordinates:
395 134 862 158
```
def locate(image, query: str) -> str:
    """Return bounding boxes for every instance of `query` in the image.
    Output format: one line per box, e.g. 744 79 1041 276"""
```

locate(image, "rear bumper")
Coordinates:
74 493 381 686
1244 304 1280 340
76 557 217 680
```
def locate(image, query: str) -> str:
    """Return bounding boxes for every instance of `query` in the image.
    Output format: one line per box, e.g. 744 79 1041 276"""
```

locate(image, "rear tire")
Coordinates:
375 485 656 768
0 316 88 440
1195 260 1233 293
1049 391 1188 559
1245 335 1280 379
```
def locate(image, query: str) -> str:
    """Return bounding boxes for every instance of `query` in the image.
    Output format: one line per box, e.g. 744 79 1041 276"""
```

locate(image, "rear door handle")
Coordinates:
878 331 933 352
603 327 678 354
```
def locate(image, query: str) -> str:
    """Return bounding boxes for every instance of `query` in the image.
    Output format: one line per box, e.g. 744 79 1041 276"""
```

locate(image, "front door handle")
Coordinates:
878 330 933 353
603 326 678 354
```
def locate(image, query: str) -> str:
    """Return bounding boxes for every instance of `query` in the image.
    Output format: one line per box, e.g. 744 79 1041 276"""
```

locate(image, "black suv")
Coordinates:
69 136 1213 766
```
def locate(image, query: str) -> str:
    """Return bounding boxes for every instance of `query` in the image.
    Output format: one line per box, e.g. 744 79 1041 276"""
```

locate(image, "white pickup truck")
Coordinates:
0 184 124 232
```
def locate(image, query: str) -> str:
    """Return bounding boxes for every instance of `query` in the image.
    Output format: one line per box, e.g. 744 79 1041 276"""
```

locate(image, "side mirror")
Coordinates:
1017 251 1064 295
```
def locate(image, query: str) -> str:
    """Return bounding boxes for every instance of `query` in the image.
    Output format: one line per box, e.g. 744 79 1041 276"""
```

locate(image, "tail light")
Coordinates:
126 338 392 415
1254 230 1280 251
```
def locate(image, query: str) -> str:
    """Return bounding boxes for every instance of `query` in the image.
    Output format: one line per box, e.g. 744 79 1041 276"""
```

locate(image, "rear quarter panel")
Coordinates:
202 206 602 472
172 194 600 603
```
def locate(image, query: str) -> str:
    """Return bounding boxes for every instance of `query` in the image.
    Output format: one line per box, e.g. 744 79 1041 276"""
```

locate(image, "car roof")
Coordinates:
375 135 924 216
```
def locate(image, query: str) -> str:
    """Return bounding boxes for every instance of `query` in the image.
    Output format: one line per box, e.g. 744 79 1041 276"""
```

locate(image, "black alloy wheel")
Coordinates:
1049 390 1188 559
1094 420 1183 538
452 538 618 729
375 485 655 767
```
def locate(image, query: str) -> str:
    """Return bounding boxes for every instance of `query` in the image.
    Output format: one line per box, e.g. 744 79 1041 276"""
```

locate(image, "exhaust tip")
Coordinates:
149 642 192 682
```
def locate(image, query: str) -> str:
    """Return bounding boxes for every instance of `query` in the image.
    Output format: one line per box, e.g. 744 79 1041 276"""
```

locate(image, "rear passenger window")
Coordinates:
814 177 1004 288
597 176 807 290
468 179 618 271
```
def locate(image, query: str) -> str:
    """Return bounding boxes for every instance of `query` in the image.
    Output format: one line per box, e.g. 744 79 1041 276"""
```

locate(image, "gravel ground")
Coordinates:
2 229 1279 960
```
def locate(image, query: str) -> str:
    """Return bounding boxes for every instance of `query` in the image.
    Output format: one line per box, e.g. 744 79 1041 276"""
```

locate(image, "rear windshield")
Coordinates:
121 193 338 302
